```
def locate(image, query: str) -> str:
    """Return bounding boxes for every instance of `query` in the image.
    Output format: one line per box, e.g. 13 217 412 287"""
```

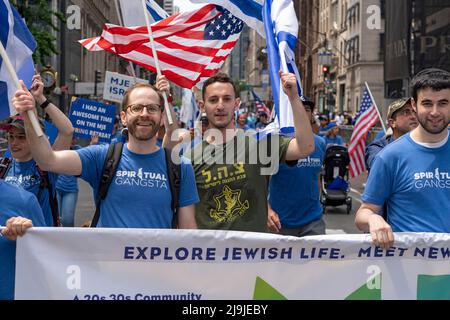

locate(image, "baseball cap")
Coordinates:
387 98 412 120
0 115 45 132
326 122 338 130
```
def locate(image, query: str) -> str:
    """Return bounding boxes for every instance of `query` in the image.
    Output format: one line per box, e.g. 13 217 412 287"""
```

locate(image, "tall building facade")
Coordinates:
301 0 386 117
155 0 174 15
53 0 123 111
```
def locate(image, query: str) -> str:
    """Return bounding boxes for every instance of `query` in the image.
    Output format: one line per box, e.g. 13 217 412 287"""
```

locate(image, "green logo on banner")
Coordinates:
417 275 450 300
253 277 287 300
345 273 382 300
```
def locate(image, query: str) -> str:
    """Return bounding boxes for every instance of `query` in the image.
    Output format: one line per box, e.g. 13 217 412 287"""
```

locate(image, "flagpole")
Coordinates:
365 82 386 133
114 0 137 79
0 41 44 137
141 0 173 125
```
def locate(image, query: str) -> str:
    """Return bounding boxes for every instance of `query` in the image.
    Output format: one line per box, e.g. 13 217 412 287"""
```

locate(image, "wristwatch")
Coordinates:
40 100 51 110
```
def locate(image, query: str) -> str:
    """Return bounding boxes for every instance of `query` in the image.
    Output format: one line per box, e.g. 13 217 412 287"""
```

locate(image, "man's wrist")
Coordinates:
35 96 46 105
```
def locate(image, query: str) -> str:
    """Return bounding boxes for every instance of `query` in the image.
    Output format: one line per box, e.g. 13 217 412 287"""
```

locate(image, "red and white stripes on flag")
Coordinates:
79 4 243 89
349 85 380 178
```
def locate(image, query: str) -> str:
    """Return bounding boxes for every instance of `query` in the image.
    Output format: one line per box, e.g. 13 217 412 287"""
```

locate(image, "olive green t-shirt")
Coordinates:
187 130 292 233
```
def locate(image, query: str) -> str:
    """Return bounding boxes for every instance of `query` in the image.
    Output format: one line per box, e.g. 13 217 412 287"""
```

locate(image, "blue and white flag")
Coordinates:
119 0 169 26
0 0 36 120
180 88 199 129
263 0 302 134
145 0 169 23
190 0 264 38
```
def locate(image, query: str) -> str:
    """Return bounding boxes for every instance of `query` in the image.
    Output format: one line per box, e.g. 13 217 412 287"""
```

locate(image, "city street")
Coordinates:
74 173 367 235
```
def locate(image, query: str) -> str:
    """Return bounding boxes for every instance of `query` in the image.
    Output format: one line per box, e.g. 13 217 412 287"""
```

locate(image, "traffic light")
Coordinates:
322 65 330 78
94 70 102 96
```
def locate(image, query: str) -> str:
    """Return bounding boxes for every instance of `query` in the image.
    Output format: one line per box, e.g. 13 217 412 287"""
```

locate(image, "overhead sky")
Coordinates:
173 0 204 12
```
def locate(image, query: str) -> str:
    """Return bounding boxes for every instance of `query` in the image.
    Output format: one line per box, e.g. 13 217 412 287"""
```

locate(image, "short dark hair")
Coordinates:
202 72 238 100
411 68 450 102
122 83 164 111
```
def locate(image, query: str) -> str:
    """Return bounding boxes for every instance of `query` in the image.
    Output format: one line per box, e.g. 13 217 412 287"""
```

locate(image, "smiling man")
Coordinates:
355 68 450 249
187 72 315 232
12 77 198 229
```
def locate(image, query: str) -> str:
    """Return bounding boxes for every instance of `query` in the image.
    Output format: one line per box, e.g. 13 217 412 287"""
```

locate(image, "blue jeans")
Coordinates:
56 190 78 227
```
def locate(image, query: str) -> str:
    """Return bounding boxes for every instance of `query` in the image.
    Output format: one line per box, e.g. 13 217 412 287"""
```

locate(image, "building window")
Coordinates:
379 33 385 61
345 36 360 65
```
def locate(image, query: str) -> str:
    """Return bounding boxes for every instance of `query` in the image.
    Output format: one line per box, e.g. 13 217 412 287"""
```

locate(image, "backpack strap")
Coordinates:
164 148 181 228
0 157 12 180
91 142 124 227
36 166 61 227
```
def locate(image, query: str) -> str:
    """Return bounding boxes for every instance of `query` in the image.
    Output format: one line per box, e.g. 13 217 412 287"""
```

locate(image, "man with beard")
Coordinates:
12 77 199 229
355 68 450 249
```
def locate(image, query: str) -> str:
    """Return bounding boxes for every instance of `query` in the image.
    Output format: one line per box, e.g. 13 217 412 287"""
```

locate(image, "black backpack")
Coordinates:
0 157 61 227
90 142 181 228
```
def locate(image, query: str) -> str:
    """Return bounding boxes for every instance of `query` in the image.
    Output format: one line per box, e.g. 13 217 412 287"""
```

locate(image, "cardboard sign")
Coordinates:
103 71 147 104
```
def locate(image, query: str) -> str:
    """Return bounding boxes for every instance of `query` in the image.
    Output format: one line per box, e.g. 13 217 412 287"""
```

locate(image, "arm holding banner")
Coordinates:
178 205 197 229
267 202 281 233
355 203 394 250
12 84 83 176
280 72 315 161
30 75 74 151
0 217 33 241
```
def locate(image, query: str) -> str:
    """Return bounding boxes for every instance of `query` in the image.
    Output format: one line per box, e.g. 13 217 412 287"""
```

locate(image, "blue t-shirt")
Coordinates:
0 181 45 300
324 135 344 147
76 144 199 228
269 135 326 228
3 158 58 227
374 130 385 142
110 132 125 144
56 145 81 193
363 133 450 232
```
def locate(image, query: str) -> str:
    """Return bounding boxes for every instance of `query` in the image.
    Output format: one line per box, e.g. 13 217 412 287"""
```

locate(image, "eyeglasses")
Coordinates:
7 133 27 142
127 104 162 115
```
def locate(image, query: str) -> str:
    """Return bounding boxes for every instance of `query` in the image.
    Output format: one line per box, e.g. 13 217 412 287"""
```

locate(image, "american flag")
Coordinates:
251 89 271 116
79 5 243 89
349 85 380 178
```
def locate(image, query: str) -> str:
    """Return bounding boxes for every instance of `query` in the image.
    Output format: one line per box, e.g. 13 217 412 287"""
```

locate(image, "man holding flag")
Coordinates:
187 71 314 233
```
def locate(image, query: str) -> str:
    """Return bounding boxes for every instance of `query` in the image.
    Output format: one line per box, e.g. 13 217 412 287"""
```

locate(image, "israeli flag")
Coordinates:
189 0 265 38
0 0 36 120
264 0 302 134
145 0 169 23
119 0 168 26
180 88 199 129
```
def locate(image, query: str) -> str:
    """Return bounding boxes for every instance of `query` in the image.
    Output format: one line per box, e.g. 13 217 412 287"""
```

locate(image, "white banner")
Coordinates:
15 229 450 300
103 71 147 104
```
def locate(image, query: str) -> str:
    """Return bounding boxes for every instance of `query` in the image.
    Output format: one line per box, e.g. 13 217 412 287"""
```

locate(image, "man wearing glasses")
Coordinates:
365 98 418 172
11 76 198 229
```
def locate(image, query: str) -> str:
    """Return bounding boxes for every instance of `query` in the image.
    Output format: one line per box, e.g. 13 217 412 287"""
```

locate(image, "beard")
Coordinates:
417 113 449 135
127 118 160 141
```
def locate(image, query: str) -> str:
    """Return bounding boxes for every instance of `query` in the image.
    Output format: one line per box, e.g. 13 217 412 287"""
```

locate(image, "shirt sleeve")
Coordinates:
178 156 200 208
277 135 293 164
362 155 393 207
75 144 109 193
